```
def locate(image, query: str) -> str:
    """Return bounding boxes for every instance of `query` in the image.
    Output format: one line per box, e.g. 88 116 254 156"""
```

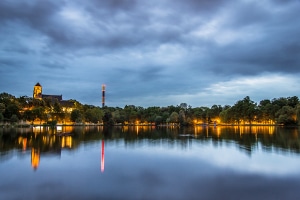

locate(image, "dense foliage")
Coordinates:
1 92 300 126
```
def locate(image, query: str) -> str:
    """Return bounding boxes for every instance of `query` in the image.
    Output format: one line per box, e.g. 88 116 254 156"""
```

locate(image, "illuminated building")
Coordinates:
33 82 42 99
33 82 74 113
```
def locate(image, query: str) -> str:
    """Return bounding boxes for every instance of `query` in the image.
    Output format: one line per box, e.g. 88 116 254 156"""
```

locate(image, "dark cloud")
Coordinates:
138 66 165 82
190 0 300 76
272 0 300 5
1 0 300 106
0 58 20 68
42 61 66 70
2 43 34 55
88 0 138 12
171 0 228 13
208 32 300 75
0 0 61 25
227 2 271 27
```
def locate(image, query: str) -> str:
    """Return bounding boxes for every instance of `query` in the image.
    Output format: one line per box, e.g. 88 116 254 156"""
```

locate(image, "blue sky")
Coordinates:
1 0 300 107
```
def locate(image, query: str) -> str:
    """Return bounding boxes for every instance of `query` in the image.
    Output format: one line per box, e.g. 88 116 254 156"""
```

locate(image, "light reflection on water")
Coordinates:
1 126 300 200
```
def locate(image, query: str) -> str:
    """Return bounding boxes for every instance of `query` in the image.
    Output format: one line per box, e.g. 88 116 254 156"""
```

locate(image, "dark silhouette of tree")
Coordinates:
71 109 83 123
102 111 114 126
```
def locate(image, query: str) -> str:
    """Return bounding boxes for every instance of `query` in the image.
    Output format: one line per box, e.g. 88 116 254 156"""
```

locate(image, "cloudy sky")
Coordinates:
1 0 300 108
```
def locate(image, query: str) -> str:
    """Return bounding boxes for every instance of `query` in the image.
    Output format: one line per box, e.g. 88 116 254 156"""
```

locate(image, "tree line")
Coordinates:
1 92 300 126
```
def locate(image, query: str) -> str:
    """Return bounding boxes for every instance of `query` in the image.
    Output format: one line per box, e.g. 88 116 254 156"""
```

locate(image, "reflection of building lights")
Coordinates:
31 148 40 170
61 136 72 148
18 137 28 152
66 136 72 148
268 126 275 135
23 138 27 151
216 127 221 137
33 126 43 133
101 140 105 173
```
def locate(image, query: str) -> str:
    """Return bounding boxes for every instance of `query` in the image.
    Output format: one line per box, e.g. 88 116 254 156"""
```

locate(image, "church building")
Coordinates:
33 82 74 113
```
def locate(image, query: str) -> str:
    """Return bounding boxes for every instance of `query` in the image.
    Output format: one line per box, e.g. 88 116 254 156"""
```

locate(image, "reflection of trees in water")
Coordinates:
1 126 300 157
206 126 300 154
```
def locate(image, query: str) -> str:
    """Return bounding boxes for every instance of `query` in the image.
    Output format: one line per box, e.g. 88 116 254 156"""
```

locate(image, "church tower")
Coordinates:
33 82 42 99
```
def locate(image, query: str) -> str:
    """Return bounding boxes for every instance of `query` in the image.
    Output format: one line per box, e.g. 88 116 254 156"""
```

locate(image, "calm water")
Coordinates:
1 125 300 200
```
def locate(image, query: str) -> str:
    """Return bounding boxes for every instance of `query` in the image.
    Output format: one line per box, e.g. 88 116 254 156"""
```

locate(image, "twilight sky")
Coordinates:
1 0 300 108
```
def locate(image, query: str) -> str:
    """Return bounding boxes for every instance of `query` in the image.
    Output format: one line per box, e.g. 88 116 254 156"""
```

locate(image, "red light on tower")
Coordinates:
102 84 106 108
101 140 105 173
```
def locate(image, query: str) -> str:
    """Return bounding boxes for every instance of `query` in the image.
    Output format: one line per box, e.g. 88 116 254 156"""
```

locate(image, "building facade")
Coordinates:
33 82 42 99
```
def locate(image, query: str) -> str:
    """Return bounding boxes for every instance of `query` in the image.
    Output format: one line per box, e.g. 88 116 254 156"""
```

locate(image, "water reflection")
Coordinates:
1 125 300 199
31 148 39 170
1 125 300 167
101 140 105 173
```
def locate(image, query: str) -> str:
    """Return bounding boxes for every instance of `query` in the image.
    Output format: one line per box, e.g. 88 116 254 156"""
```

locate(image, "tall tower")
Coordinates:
33 82 42 99
102 84 106 108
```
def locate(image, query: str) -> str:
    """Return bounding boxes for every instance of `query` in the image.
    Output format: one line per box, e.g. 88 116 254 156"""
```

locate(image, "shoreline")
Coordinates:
0 122 299 128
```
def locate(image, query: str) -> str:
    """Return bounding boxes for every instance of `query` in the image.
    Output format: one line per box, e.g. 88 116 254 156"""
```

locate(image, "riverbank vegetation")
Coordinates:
1 92 300 126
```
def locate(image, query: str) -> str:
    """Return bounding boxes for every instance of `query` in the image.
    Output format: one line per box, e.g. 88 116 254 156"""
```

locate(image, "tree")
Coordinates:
85 107 103 123
112 109 125 124
102 111 114 126
0 113 3 122
17 96 32 109
154 115 163 125
220 108 230 123
169 112 179 124
69 99 83 111
297 105 300 125
23 110 35 123
287 96 299 108
178 110 186 126
232 96 257 124
258 99 274 123
32 98 45 107
0 103 5 114
4 104 20 119
162 111 169 123
53 99 62 113
179 103 188 110
275 106 296 125
32 107 46 123
71 109 83 123
10 114 19 123
0 92 16 105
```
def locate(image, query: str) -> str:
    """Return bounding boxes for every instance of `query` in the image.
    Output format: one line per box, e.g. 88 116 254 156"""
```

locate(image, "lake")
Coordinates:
1 125 300 200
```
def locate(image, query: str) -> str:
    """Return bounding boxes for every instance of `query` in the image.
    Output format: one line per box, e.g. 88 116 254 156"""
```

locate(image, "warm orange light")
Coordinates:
23 138 27 152
66 136 72 148
31 148 40 170
61 136 72 148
